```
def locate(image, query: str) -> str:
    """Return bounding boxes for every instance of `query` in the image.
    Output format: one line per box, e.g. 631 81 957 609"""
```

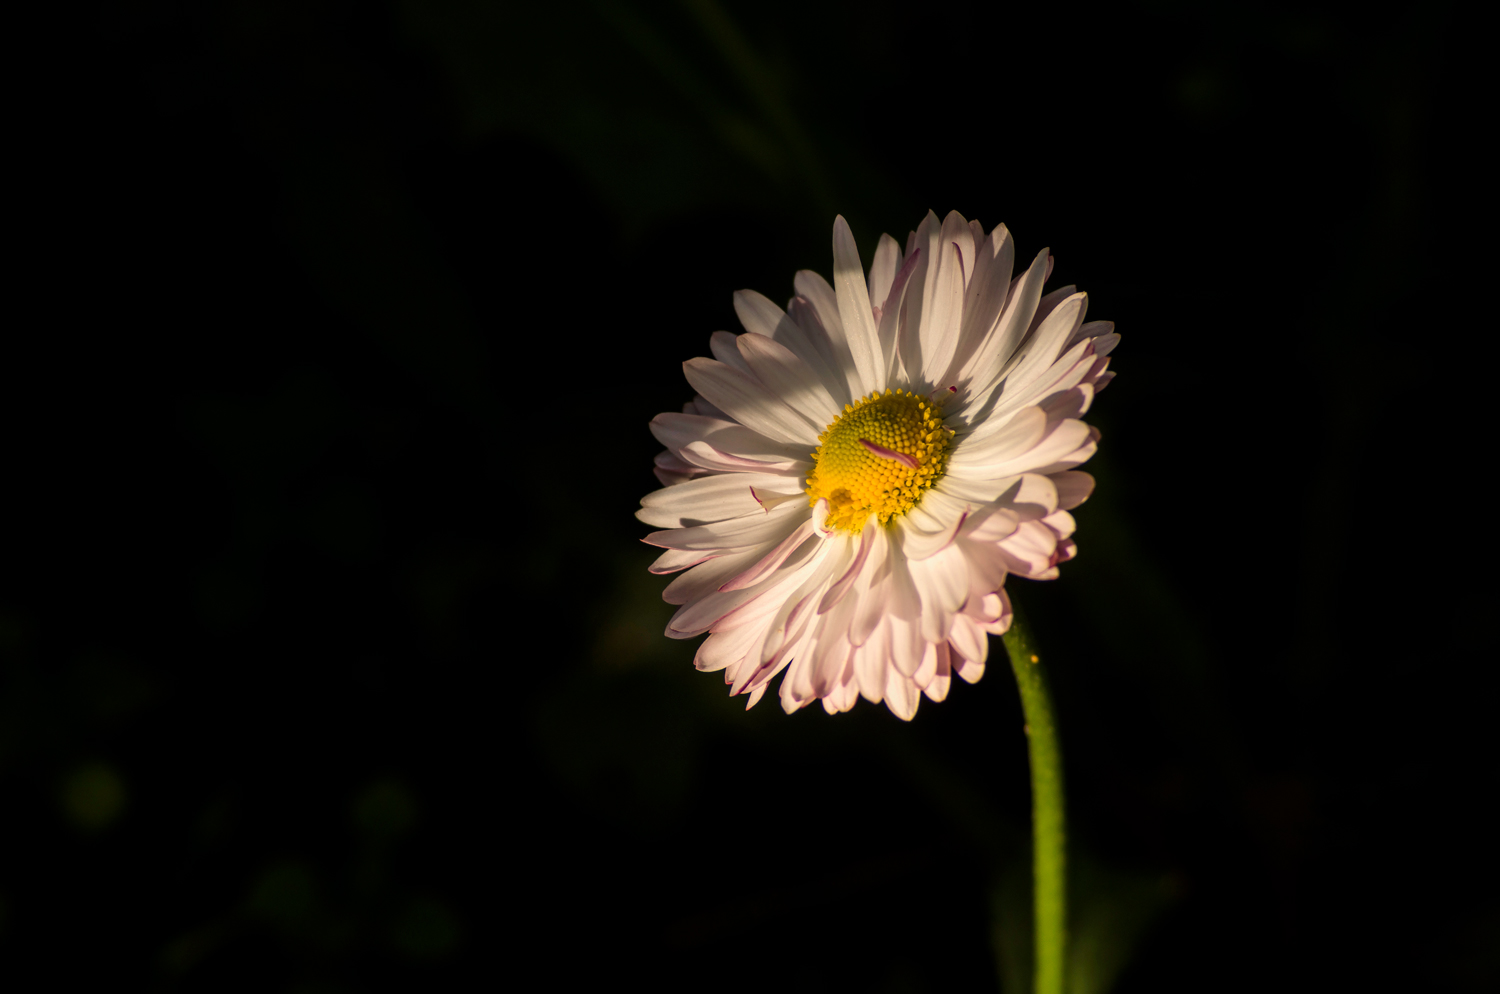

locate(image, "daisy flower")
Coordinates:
638 212 1117 719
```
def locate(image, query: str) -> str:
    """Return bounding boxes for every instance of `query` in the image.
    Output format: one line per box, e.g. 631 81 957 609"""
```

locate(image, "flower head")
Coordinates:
638 212 1117 719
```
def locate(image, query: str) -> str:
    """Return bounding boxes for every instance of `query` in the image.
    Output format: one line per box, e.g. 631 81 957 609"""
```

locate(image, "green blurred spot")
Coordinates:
352 779 417 839
247 860 320 932
59 762 127 831
390 897 461 961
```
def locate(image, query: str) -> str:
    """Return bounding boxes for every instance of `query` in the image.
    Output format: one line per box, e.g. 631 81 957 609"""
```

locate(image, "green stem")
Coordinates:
1003 608 1066 994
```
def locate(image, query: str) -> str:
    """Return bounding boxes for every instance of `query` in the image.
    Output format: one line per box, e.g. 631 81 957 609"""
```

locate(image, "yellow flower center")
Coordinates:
805 388 953 533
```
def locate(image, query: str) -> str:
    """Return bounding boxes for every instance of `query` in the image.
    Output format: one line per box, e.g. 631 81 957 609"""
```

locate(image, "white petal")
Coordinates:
650 412 810 463
683 358 820 446
948 407 1048 472
643 501 805 551
958 248 1050 402
831 216 883 396
948 614 988 664
1052 471 1095 510
709 331 752 374
663 547 765 605
694 621 763 672
884 668 921 721
649 547 716 575
907 542 969 643
867 233 901 318
736 332 842 427
679 440 808 476
945 223 1015 385
638 473 791 528
734 289 851 409
793 270 863 403
922 643 952 702
917 212 970 386
896 211 940 386
719 518 817 591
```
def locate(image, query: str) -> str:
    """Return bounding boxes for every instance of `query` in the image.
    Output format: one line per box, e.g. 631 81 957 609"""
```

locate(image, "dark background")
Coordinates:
3 1 1493 991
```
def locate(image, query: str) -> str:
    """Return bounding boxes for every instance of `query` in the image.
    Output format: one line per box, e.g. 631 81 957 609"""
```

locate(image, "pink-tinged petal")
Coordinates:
963 506 1021 543
968 591 1006 626
810 601 857 696
672 541 821 639
759 537 851 664
663 547 765 606
817 515 877 614
908 543 968 644
948 407 1048 472
884 668 921 721
1066 319 1117 353
997 519 1060 579
956 247 1049 401
1041 509 1077 540
683 357 820 446
736 332 841 427
991 473 1060 521
1026 424 1099 476
899 505 967 561
651 412 810 463
877 245 923 383
896 211 940 386
953 628 989 682
853 639 885 704
848 526 892 646
720 518 817 591
653 450 710 487
917 213 970 386
1052 471 1095 510
679 440 807 476
913 641 938 689
945 223 1015 385
734 289 851 408
867 233 902 318
694 617 766 673
793 270 863 402
955 536 1009 594
992 293 1087 403
889 614 925 677
745 684 768 710
978 341 1098 423
643 500 805 551
709 331 752 374
922 643 953 702
649 547 717 575
638 472 792 528
684 394 729 419
832 216 883 396
954 417 1093 482
948 614 988 665
979 588 1013 635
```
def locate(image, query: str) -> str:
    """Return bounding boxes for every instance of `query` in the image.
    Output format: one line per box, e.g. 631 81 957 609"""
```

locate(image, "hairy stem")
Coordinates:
1004 609 1066 994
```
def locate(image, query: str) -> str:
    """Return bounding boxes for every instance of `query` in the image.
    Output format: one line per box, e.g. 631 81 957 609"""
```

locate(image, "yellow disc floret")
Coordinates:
805 388 954 533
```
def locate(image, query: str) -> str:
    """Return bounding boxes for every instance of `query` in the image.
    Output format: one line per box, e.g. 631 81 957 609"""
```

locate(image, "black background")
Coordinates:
3 1 1493 991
